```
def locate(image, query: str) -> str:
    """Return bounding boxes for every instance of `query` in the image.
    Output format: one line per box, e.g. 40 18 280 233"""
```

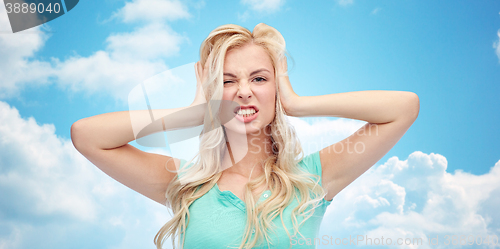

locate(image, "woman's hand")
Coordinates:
277 56 300 116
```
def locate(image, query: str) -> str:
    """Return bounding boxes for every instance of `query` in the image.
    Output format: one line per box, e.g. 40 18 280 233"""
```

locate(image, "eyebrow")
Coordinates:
223 68 271 78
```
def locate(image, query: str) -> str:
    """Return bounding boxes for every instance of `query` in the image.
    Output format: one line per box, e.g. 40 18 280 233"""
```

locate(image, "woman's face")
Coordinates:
221 43 276 135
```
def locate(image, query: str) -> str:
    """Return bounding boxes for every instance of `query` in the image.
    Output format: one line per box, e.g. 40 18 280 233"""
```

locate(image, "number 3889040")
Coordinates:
5 2 62 14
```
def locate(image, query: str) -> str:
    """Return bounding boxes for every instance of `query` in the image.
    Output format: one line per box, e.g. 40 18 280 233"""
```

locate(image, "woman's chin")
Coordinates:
222 119 264 136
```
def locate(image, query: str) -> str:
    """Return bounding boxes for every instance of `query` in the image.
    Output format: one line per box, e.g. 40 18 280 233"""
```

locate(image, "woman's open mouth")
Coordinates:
234 106 259 123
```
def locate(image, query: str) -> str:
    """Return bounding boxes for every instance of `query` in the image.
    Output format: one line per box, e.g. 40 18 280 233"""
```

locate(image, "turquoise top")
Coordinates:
179 151 332 248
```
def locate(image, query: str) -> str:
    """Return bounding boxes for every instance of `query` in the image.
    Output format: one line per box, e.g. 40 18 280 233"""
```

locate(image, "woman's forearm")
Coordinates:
71 104 205 150
290 90 419 124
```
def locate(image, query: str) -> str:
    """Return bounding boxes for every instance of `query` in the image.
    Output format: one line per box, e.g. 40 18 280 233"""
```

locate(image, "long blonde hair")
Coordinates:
154 23 327 249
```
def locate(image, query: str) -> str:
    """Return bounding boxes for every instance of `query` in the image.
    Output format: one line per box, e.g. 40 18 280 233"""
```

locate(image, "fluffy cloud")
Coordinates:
52 22 186 101
319 151 500 248
0 101 172 249
241 0 285 13
115 0 191 23
0 4 54 98
106 23 184 61
0 0 189 102
0 100 96 244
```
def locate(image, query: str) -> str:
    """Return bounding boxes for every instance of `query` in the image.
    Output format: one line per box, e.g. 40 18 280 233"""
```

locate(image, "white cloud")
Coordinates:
0 102 97 221
115 0 191 23
241 0 285 13
52 52 168 101
494 30 500 63
0 0 189 102
0 100 96 238
337 0 354 7
0 101 171 248
52 22 186 101
319 151 500 248
0 4 54 98
106 23 185 61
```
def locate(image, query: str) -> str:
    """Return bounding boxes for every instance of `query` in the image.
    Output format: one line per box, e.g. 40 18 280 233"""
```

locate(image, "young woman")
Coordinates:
71 23 419 249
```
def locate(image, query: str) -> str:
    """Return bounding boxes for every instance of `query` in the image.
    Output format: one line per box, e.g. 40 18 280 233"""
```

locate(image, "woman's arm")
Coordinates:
278 61 420 200
71 62 209 205
286 90 419 123
71 106 204 205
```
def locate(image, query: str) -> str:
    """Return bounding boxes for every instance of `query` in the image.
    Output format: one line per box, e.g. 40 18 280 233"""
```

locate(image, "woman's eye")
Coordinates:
253 77 266 83
224 81 234 84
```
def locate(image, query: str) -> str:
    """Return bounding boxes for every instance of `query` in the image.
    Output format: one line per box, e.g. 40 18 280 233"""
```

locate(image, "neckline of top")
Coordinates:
213 183 332 206
214 183 271 201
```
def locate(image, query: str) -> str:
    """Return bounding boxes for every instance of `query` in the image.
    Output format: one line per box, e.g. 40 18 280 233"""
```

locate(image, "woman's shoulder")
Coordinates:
298 151 333 204
297 151 322 176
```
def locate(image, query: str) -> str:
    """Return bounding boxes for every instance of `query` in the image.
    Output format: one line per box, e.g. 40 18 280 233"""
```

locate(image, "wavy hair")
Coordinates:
154 23 327 249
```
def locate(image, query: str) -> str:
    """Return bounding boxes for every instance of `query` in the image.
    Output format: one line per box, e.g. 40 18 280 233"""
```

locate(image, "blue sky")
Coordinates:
0 0 499 248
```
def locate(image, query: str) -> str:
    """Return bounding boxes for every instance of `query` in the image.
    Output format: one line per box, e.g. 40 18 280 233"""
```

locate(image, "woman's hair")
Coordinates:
154 23 327 249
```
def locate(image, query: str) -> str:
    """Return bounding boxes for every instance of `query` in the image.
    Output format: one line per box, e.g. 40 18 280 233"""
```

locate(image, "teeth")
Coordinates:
237 108 256 116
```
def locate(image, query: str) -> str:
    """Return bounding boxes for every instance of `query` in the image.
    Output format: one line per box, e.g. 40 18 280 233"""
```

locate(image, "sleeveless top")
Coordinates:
178 151 333 248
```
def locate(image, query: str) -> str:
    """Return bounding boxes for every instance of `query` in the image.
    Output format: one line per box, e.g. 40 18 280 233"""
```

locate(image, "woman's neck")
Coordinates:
221 128 273 179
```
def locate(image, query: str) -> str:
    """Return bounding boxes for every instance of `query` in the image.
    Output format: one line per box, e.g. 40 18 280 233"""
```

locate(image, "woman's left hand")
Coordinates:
277 56 300 116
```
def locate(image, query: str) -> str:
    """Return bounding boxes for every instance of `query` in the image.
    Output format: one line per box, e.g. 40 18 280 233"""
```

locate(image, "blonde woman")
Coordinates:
71 23 419 249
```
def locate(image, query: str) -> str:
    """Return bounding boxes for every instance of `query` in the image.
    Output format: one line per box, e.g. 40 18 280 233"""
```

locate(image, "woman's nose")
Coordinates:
237 81 252 100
